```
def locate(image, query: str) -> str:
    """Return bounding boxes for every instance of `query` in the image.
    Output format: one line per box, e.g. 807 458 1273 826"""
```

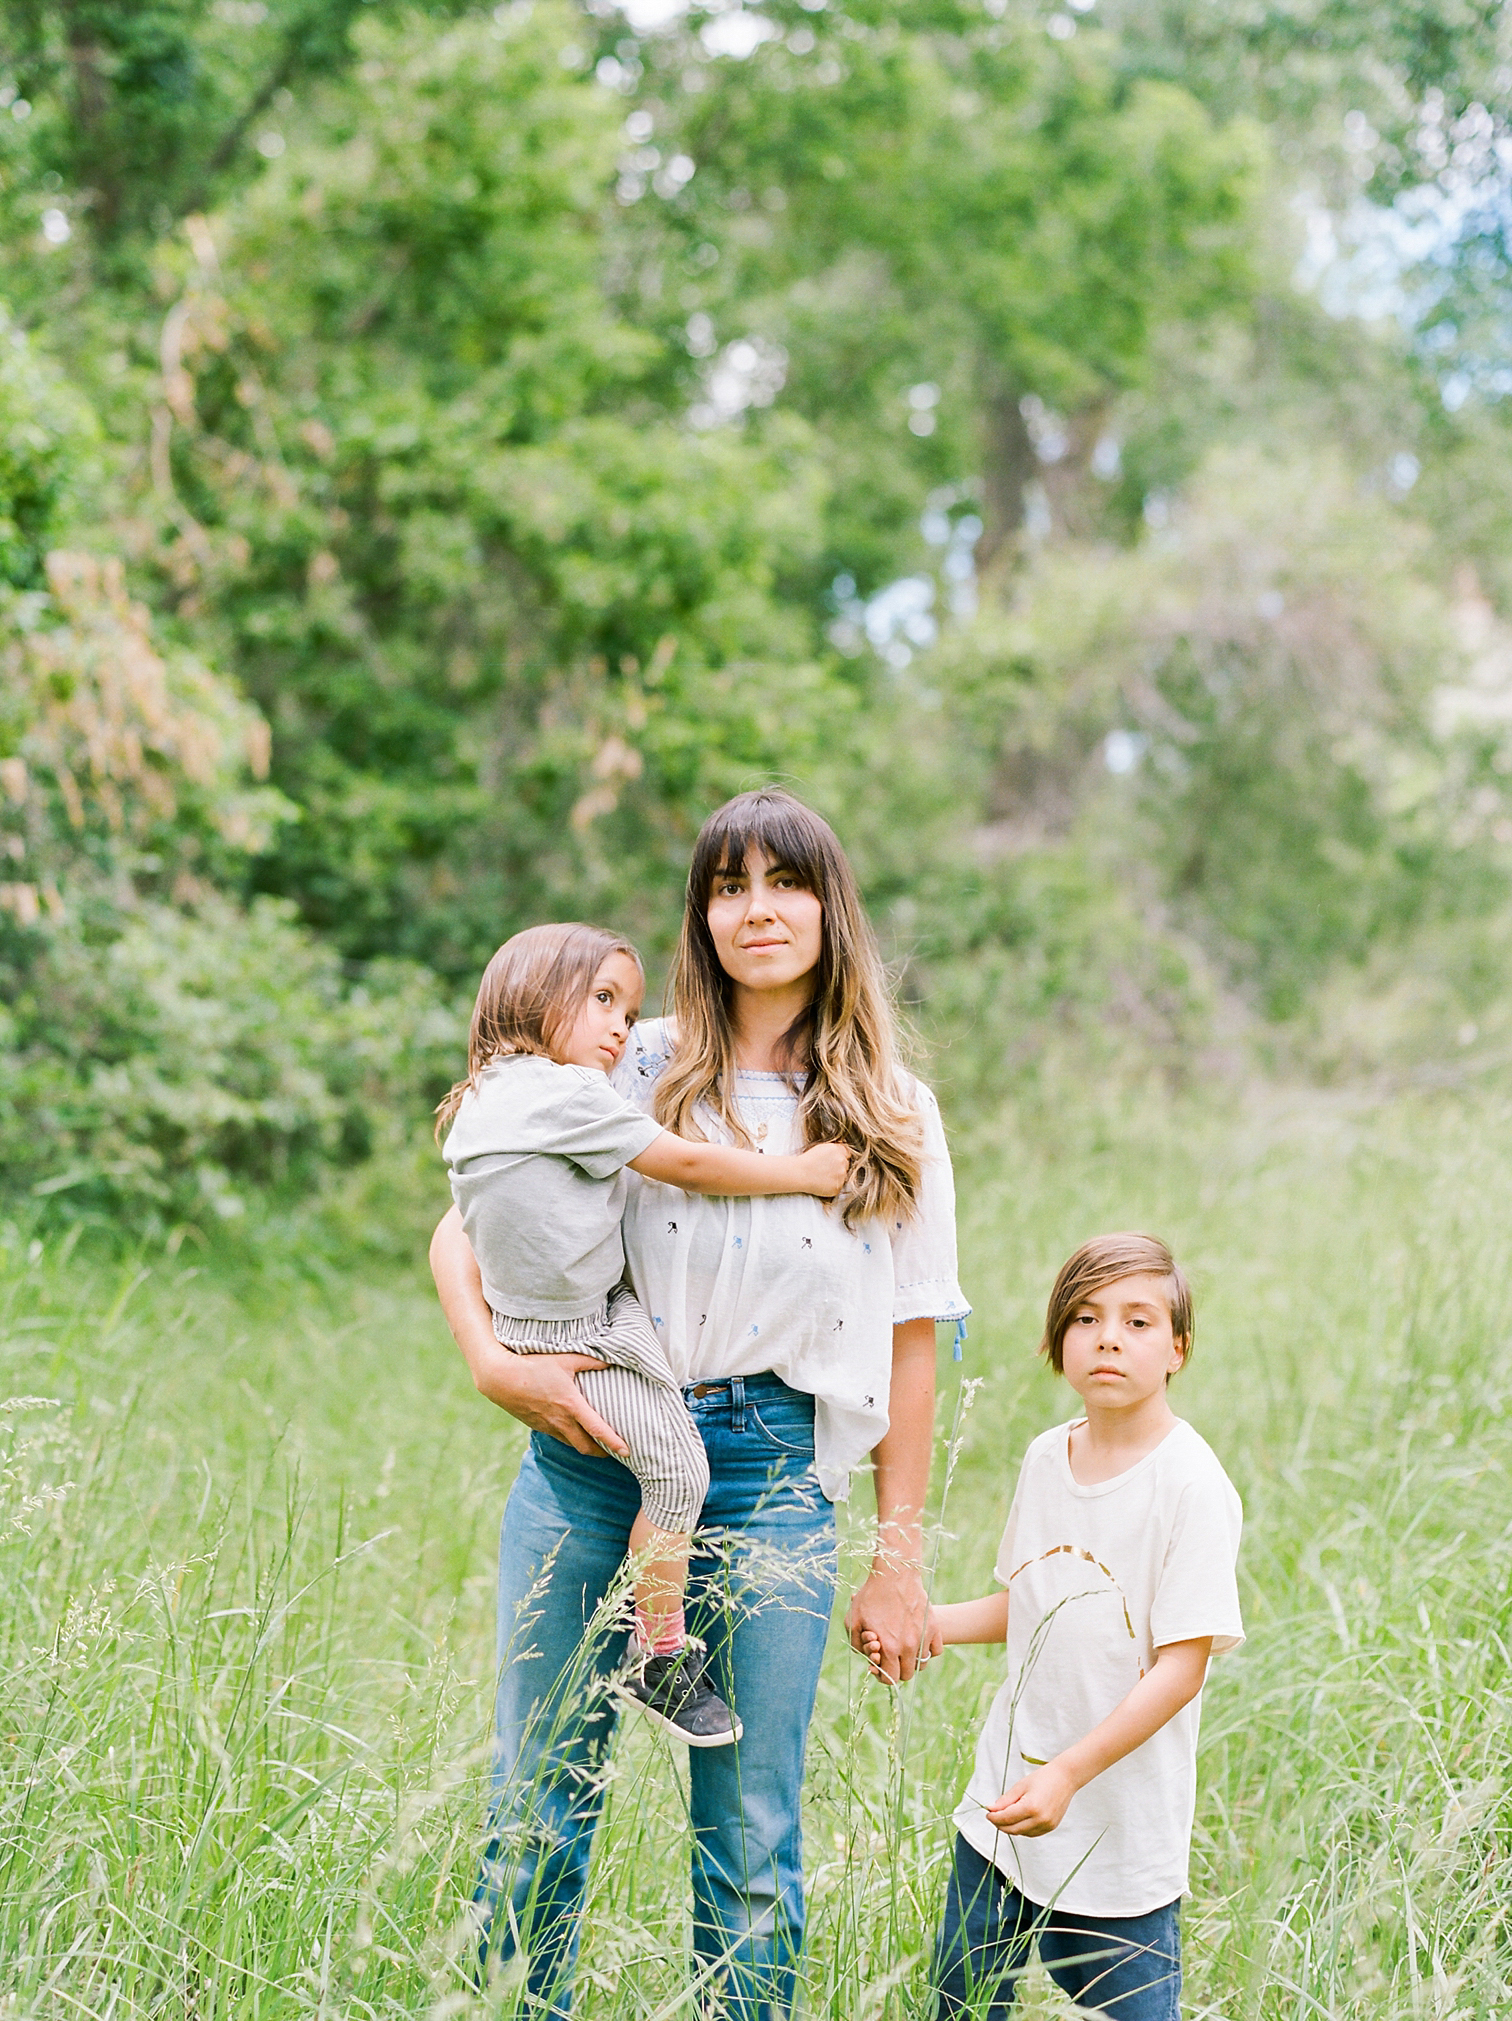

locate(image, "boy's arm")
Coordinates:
861 1589 1007 1672
931 1591 1010 1645
987 1637 1214 1837
630 1130 849 1197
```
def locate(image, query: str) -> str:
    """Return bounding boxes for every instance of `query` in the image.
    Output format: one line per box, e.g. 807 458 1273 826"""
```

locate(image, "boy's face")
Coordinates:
556 952 644 1074
1059 1271 1187 1411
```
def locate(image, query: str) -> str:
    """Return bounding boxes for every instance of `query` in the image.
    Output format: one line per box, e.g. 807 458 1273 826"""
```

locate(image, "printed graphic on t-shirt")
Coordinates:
974 1545 1143 1788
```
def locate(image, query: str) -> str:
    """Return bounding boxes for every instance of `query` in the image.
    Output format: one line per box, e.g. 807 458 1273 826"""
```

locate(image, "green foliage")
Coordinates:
0 446 457 1234
0 0 1510 1226
0 0 438 245
125 10 871 973
0 308 94 588
0 545 283 898
0 894 457 1228
621 5 1262 569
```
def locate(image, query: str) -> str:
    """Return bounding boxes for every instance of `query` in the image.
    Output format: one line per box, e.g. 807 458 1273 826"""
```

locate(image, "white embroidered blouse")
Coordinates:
612 1018 971 1502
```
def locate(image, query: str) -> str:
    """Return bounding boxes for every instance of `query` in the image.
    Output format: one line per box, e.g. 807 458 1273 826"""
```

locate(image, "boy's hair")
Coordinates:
434 922 642 1137
1040 1232 1194 1374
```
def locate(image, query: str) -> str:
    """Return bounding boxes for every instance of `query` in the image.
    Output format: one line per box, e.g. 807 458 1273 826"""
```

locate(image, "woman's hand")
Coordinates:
472 1346 629 1458
846 1562 932 1683
859 1611 943 1679
846 1315 937 1682
429 1208 628 1458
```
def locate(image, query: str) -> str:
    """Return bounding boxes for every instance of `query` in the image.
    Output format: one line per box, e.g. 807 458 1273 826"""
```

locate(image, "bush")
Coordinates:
0 493 461 1233
0 894 459 1231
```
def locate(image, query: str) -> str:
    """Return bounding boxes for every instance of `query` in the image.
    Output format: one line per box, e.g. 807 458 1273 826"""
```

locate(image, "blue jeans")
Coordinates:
933 1835 1181 2021
474 1373 837 2020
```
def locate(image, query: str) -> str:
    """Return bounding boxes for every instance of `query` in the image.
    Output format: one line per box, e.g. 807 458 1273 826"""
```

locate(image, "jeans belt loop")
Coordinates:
730 1374 746 1433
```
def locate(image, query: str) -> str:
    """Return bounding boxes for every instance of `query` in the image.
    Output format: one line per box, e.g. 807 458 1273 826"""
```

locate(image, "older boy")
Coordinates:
927 1233 1243 2021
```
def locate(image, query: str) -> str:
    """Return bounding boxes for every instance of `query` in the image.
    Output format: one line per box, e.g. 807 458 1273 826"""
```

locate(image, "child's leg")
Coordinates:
574 1363 737 1745
571 1360 709 1650
627 1509 692 1653
1035 1898 1180 2021
932 1834 1036 2019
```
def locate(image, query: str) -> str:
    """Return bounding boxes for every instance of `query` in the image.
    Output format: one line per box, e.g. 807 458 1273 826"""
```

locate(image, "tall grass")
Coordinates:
0 1087 1509 2016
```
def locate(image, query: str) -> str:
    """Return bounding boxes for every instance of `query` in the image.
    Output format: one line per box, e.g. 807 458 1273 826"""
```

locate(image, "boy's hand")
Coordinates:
987 1762 1078 1837
797 1141 851 1198
858 1613 943 1680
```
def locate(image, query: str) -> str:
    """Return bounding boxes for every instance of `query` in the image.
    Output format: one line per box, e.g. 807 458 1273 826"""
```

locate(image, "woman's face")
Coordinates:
705 845 824 996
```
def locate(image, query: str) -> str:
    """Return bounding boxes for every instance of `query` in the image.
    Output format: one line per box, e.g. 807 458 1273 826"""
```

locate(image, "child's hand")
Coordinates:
986 1762 1077 1837
859 1627 887 1679
860 1614 943 1680
797 1141 851 1198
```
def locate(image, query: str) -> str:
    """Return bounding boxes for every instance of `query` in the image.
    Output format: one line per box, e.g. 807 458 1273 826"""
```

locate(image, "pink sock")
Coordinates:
635 1604 685 1656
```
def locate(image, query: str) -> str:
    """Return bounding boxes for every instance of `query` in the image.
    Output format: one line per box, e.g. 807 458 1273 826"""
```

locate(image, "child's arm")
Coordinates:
986 1636 1214 1838
860 1589 1006 1675
930 1591 1009 1646
630 1131 850 1198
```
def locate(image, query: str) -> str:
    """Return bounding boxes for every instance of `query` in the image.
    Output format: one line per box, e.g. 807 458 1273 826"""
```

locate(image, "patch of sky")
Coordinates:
689 335 787 426
1020 394 1068 463
1090 433 1122 481
701 7 781 58
1293 96 1512 408
907 381 940 436
1104 730 1147 776
616 0 807 53
828 495 982 662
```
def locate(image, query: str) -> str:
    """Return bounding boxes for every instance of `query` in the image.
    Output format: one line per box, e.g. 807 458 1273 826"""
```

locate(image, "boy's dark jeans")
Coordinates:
933 1834 1181 2021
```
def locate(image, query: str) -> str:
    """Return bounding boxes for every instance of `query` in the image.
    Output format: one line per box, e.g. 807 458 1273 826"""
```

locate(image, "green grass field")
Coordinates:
1 1086 1508 2018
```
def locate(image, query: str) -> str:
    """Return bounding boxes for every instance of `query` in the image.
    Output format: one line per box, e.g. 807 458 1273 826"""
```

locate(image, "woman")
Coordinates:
430 788 970 2019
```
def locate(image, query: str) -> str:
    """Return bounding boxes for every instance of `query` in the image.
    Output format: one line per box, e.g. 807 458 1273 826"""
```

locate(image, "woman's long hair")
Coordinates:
435 922 642 1137
652 789 923 1227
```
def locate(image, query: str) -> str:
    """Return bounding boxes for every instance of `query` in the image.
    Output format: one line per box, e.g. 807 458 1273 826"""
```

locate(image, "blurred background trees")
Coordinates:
3 0 1511 1229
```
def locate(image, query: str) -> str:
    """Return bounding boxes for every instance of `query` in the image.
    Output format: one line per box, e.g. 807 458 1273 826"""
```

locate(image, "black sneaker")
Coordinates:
620 1647 743 1747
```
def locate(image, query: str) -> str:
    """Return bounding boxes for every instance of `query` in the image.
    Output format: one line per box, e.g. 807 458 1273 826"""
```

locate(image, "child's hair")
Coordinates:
1040 1232 1194 1374
652 786 923 1229
434 922 643 1138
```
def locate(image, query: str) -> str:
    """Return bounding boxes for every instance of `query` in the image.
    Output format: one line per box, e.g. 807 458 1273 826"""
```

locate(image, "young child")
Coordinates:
923 1232 1243 2021
437 921 850 1750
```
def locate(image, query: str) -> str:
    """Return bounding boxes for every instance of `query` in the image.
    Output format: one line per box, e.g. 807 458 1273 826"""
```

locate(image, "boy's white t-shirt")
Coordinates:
953 1416 1244 1918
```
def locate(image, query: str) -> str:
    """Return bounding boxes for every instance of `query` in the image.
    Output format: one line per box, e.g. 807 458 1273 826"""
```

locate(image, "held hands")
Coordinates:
859 1611 944 1680
798 1140 852 1198
846 1569 934 1683
986 1761 1079 1838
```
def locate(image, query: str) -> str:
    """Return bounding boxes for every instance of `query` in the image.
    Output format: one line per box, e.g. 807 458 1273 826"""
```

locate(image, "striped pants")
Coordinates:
493 1285 708 1531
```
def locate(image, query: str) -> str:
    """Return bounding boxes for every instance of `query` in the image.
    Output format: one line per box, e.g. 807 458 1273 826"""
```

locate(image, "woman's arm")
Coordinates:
428 1207 629 1458
986 1637 1214 1837
845 1315 936 1683
630 1132 849 1197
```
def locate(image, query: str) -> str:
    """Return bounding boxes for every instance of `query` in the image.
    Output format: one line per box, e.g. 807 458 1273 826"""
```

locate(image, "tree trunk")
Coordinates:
976 381 1036 573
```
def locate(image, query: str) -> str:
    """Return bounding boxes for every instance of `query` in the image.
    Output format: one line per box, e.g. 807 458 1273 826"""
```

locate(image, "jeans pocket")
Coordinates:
747 1402 817 1456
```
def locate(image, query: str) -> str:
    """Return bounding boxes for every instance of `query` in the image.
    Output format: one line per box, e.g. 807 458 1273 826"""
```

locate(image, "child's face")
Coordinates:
1059 1271 1187 1411
556 952 644 1074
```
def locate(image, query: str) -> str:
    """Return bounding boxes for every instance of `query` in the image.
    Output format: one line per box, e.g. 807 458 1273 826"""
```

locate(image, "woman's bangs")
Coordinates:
699 796 831 896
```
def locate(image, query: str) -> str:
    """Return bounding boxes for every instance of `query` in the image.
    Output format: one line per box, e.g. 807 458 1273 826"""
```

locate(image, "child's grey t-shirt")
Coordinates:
442 1054 663 1321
